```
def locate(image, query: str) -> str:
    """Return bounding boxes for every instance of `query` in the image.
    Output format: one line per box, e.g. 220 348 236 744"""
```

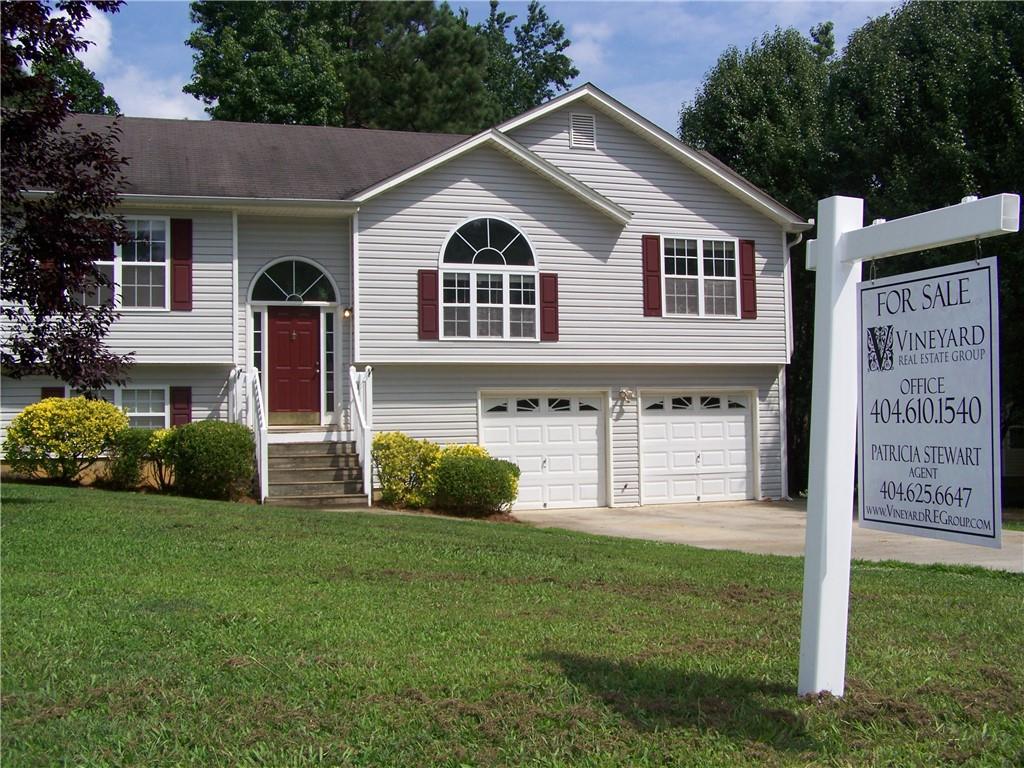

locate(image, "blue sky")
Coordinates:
79 0 898 133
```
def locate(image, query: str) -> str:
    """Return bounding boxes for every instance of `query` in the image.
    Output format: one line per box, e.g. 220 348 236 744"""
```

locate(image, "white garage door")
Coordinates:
481 394 604 510
641 393 752 504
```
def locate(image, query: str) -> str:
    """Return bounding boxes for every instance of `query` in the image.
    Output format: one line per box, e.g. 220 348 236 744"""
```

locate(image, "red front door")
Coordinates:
268 306 320 417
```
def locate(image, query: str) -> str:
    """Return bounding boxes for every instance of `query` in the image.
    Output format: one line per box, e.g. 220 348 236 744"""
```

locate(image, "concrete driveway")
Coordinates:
514 500 1024 573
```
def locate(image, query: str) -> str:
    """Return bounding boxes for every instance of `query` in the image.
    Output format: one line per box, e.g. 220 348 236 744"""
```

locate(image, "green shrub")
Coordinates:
371 432 441 508
149 428 175 491
3 396 128 482
106 428 156 490
166 421 254 500
434 454 520 516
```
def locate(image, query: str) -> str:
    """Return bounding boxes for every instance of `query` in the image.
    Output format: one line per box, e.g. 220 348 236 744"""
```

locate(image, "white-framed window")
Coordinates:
439 217 538 340
67 386 170 428
662 235 740 318
83 216 171 310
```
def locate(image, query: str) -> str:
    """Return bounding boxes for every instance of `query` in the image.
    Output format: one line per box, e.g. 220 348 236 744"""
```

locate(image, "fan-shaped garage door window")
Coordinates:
253 260 336 302
443 218 534 266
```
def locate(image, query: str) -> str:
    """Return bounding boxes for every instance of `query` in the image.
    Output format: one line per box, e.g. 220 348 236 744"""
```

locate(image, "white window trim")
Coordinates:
437 216 540 342
439 270 539 341
60 384 171 428
105 215 173 312
660 234 741 319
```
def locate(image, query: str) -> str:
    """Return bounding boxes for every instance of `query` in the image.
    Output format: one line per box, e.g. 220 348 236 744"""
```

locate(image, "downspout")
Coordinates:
781 229 807 501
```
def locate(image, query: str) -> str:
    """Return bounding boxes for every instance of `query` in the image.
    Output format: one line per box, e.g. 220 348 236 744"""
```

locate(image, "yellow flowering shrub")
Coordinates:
371 431 441 508
439 443 490 461
3 396 129 482
149 427 175 491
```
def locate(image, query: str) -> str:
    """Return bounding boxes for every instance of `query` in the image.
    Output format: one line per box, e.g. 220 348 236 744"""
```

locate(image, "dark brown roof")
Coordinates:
66 114 468 200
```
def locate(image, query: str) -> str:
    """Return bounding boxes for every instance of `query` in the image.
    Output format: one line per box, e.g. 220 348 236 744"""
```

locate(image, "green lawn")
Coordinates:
2 483 1022 767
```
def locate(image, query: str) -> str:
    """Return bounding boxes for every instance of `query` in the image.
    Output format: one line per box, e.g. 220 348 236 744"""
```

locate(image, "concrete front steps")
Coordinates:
266 441 369 508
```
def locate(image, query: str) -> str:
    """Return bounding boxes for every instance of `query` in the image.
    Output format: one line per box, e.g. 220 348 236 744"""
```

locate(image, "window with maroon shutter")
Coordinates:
435 218 541 340
170 218 193 311
170 386 192 426
41 387 65 399
739 239 757 319
417 269 439 339
539 272 559 341
642 234 662 316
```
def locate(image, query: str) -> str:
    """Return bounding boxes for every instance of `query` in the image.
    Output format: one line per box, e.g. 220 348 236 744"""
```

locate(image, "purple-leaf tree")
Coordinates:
2 0 132 391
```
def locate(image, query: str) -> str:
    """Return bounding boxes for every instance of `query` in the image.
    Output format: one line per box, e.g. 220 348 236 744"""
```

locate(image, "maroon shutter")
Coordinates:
417 269 439 340
170 386 192 426
739 239 757 319
41 387 65 399
170 218 193 311
539 272 559 341
642 234 662 317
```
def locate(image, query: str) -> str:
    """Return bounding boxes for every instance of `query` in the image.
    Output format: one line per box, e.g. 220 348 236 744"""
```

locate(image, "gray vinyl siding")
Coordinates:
369 363 784 504
509 107 790 358
358 125 789 365
102 209 234 363
1 365 231 446
236 215 353 418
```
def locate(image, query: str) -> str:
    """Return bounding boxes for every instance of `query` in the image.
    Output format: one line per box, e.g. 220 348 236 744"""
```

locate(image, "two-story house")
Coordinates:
1 84 812 510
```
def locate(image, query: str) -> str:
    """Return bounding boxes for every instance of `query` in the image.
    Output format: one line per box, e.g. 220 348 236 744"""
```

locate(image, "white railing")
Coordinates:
231 367 269 503
250 372 269 503
349 365 373 506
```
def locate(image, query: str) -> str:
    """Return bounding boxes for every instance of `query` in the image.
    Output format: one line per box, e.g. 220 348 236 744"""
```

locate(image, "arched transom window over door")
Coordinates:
440 218 537 339
252 259 336 303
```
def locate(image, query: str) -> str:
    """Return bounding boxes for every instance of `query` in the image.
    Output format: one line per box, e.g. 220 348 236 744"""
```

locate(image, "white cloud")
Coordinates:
73 7 205 120
568 20 615 72
76 11 112 73
103 65 207 120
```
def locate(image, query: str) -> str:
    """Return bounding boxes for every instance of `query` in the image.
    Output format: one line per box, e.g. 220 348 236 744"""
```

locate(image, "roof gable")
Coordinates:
497 84 810 231
352 130 631 225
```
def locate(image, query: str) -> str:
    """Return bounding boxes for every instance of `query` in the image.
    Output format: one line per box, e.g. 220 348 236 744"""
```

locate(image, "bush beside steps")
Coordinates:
2 397 254 501
371 432 520 517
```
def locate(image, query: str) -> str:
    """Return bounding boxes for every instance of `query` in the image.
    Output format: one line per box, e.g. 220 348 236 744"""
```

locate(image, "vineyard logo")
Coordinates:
866 325 894 371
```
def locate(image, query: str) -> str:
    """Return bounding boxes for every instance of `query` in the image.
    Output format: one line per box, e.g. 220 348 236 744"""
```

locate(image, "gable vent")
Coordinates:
569 113 596 149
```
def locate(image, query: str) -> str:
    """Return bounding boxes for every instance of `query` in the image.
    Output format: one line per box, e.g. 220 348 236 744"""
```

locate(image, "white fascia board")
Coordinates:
352 130 631 225
498 84 813 232
23 189 360 216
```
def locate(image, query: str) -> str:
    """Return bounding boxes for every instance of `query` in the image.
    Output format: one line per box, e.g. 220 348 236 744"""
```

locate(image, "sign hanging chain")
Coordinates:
975 237 983 265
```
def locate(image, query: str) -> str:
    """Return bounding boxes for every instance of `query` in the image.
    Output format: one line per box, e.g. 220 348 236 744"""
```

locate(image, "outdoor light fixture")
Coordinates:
342 307 353 319
617 388 635 402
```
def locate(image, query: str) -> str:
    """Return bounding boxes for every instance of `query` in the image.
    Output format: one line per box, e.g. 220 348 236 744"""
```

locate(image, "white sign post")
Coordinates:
797 193 1020 697
858 259 1001 547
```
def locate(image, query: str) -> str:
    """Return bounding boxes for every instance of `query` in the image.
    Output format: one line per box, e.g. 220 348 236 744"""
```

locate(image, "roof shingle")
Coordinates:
66 114 468 200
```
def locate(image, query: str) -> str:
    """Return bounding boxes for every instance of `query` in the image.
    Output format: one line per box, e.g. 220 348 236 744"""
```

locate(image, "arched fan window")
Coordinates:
252 260 335 302
439 218 538 340
443 218 534 266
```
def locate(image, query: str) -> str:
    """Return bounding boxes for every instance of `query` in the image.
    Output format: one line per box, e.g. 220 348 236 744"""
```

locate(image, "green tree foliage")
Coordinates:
344 1 488 132
1 0 132 391
185 0 577 132
184 1 353 126
35 55 119 114
480 0 578 123
680 1 1024 492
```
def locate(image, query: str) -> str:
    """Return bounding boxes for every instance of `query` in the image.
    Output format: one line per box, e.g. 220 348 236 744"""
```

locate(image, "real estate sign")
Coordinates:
858 258 1001 547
